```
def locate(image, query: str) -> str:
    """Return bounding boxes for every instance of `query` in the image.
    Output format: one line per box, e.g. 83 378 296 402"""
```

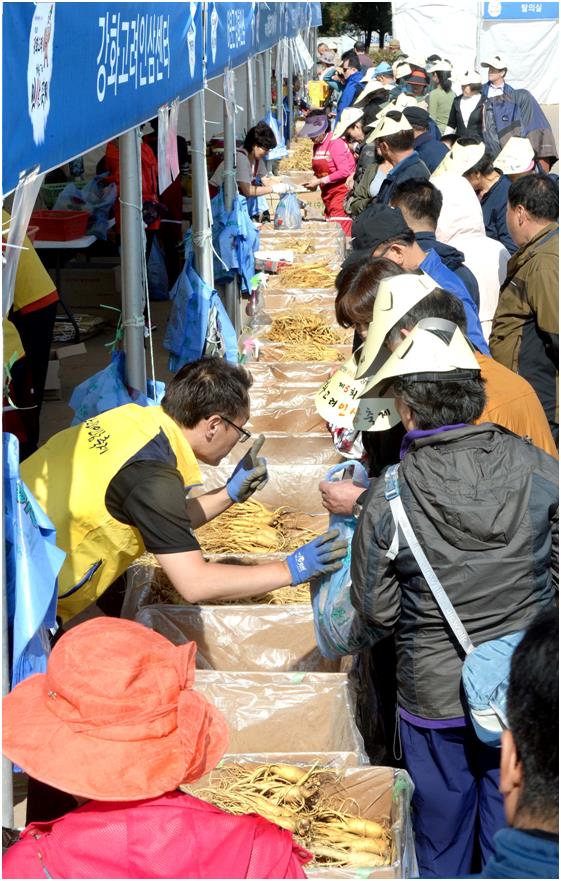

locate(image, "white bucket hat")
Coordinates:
332 106 364 140
493 137 535 175
393 61 412 80
353 79 391 106
360 319 481 398
427 58 452 73
431 140 485 178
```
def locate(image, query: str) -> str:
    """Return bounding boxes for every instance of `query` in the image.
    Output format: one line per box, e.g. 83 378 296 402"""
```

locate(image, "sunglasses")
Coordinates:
220 415 252 444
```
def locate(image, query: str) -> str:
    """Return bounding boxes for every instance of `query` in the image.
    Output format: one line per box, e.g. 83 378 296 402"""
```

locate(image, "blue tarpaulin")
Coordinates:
2 2 204 194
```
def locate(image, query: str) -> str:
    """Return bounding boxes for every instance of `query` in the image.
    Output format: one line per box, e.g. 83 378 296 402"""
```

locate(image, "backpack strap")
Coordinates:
384 464 475 657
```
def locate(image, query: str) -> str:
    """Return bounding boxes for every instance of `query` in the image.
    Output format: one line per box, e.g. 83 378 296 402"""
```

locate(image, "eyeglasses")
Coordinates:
220 415 252 444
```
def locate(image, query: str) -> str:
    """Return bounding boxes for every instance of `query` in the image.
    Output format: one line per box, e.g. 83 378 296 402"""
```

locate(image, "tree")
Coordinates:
319 2 393 50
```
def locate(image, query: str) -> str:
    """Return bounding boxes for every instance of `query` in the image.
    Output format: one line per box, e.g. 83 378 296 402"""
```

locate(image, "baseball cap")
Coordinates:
366 110 412 144
481 54 507 70
427 58 452 73
403 105 430 128
351 203 411 252
332 106 364 140
457 68 482 86
374 61 393 76
297 114 329 138
406 68 430 86
493 137 535 175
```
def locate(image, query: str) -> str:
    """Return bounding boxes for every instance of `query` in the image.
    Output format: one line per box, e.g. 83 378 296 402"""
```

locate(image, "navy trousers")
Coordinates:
400 718 506 878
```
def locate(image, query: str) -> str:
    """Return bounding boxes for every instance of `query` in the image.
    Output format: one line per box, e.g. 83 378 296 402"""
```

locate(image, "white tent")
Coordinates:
391 0 559 104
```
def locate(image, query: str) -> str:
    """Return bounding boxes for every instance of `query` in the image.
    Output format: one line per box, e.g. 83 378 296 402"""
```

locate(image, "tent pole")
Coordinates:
256 53 265 121
2 541 13 829
246 57 256 129
223 89 240 332
275 43 283 135
188 90 214 286
287 39 294 145
119 128 147 394
264 48 273 175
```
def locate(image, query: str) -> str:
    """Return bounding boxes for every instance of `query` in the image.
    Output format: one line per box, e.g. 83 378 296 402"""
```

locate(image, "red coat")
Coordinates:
105 139 160 232
3 791 311 879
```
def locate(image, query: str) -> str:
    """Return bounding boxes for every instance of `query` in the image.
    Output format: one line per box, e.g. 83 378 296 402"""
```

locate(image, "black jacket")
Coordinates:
415 231 480 309
447 94 484 139
351 424 558 719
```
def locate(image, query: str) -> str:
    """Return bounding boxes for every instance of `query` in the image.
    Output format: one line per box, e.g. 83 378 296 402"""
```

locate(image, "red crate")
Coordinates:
30 210 89 241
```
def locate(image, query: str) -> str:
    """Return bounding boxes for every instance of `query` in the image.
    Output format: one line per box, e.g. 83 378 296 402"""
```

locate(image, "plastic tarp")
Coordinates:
391 0 559 104
3 433 65 689
193 670 366 759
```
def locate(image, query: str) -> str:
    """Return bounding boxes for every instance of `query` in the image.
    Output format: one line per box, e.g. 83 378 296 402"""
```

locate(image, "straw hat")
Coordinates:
493 137 535 175
366 110 412 144
2 618 229 801
332 106 364 140
431 140 485 178
361 318 481 398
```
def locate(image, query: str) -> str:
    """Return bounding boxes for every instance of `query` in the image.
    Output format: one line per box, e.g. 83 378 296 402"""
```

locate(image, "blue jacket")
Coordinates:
477 828 559 879
419 248 490 354
335 71 365 122
481 175 517 255
415 231 481 310
376 151 431 205
413 131 449 173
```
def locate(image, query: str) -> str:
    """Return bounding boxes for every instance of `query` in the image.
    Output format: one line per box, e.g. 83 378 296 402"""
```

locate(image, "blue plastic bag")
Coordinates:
69 350 164 425
54 175 117 240
147 236 169 301
311 461 384 659
164 246 238 371
3 433 65 689
264 111 289 161
274 192 302 230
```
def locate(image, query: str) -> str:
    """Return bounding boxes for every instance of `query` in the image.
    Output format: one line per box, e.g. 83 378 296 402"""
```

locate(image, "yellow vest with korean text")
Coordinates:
21 405 202 622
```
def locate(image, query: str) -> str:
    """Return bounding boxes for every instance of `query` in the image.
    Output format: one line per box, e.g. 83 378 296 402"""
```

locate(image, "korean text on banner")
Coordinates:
3 2 204 195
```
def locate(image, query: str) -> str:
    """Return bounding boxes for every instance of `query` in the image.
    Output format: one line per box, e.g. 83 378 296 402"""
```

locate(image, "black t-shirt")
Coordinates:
105 430 200 555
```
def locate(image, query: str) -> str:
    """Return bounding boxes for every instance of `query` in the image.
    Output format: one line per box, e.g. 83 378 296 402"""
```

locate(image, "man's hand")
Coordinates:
319 478 365 516
286 529 348 585
226 434 268 503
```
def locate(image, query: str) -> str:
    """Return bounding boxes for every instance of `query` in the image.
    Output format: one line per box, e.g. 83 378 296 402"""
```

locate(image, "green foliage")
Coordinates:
319 2 393 49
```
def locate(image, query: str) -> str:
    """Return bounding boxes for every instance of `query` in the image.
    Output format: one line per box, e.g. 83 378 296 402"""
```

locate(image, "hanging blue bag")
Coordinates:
264 111 289 161
311 461 384 659
274 192 302 230
69 350 164 425
147 236 169 301
3 433 65 689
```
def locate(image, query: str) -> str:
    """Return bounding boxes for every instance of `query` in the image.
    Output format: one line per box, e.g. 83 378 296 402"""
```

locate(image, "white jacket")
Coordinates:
434 172 510 341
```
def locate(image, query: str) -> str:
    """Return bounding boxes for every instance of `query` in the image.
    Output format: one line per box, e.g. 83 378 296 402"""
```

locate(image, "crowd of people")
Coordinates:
2 34 559 881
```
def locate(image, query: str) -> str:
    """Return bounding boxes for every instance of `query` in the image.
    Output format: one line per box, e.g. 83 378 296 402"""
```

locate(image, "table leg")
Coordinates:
53 250 81 343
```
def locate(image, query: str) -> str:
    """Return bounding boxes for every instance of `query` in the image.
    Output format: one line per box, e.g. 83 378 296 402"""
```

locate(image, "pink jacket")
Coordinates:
312 132 356 186
3 791 312 879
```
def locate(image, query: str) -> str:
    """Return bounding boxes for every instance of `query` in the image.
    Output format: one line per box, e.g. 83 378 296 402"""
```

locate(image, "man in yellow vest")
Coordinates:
21 357 346 624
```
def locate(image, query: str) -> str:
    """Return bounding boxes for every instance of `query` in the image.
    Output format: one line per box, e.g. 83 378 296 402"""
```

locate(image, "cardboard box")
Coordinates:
44 342 87 399
49 265 121 314
189 764 417 878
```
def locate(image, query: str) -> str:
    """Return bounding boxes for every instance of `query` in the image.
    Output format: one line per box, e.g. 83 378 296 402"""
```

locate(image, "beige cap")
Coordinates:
314 354 400 431
493 137 535 175
372 92 424 122
403 55 428 69
456 68 482 86
332 106 365 140
427 58 452 73
481 54 507 70
356 273 440 379
431 140 485 178
361 319 481 398
353 79 391 106
393 60 412 80
366 110 412 144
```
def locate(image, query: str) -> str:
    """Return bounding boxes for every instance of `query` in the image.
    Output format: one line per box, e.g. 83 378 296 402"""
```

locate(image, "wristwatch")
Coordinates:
352 490 368 521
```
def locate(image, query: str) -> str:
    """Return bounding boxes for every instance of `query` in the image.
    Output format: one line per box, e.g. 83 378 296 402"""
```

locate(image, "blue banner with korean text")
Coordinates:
205 2 255 80
3 2 203 194
482 2 559 20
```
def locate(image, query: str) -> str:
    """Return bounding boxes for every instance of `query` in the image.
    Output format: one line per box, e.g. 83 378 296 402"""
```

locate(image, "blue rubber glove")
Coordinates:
226 434 268 503
286 529 348 586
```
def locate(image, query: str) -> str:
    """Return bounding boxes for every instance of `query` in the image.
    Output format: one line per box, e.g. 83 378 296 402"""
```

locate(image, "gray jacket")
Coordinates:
350 424 558 719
